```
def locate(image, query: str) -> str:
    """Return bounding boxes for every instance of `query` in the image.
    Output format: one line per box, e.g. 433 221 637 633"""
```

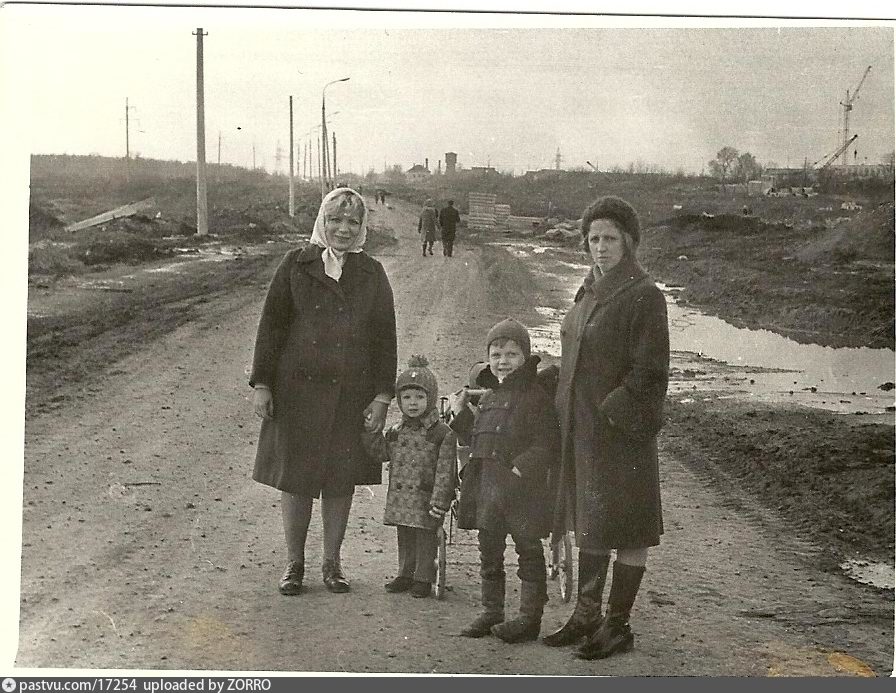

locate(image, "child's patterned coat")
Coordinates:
363 408 457 530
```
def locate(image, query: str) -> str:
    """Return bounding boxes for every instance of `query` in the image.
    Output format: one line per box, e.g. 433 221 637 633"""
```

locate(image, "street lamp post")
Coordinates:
321 77 349 198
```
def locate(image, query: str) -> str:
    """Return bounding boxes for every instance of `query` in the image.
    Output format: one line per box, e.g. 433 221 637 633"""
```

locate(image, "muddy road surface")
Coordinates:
16 198 893 675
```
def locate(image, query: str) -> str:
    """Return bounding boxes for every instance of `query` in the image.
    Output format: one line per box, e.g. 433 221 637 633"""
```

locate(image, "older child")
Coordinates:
450 318 560 643
363 355 457 598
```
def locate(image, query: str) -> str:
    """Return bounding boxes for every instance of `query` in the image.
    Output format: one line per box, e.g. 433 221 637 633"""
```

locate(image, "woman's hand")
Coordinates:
253 386 273 419
364 398 389 433
429 506 447 520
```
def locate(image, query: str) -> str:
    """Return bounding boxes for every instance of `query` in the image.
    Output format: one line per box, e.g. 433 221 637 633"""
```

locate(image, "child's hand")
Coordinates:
450 389 470 416
429 506 447 520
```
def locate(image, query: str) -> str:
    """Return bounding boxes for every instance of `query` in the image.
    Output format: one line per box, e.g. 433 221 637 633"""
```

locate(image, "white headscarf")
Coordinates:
309 187 368 281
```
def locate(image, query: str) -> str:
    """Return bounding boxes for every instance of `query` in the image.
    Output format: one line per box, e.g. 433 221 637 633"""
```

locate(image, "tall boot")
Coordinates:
460 577 505 638
491 580 547 644
542 551 610 647
576 562 645 660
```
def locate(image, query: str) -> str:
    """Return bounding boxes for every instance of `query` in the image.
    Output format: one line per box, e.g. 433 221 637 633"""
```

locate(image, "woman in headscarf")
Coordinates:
250 187 397 596
418 198 440 257
544 196 669 660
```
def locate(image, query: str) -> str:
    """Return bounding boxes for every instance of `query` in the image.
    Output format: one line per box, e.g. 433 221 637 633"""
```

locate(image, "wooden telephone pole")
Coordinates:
288 96 295 217
193 28 209 236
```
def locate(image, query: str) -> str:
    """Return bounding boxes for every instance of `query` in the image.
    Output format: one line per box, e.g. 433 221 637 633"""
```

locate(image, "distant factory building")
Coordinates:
445 152 457 175
407 160 431 183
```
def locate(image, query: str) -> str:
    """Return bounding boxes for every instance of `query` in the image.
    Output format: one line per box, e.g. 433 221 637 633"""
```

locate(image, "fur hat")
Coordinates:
581 196 641 246
486 318 531 358
395 354 439 412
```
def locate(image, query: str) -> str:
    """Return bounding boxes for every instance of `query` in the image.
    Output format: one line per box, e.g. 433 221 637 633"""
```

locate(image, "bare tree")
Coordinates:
733 152 762 183
708 146 739 183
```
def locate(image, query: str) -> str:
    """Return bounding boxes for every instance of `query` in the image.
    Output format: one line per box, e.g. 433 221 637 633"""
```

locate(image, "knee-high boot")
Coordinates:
460 576 505 637
542 551 610 647
576 562 645 660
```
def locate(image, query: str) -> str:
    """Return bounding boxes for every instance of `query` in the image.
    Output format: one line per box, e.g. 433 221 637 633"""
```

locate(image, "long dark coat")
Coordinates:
554 257 669 550
451 357 560 539
250 245 397 497
418 206 439 243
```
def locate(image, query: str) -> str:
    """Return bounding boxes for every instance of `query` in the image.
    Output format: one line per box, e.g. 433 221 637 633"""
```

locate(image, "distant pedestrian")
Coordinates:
418 198 439 257
545 196 669 660
362 355 457 599
439 200 461 257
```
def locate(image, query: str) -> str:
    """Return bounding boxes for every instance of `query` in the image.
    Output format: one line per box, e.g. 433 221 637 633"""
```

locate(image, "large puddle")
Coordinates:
495 240 896 419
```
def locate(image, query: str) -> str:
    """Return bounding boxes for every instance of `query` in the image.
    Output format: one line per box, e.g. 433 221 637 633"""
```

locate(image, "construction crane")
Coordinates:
812 134 859 171
839 65 871 165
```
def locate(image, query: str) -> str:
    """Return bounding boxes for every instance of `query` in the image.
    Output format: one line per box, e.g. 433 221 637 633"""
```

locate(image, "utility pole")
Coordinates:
332 132 337 181
193 28 209 236
252 140 256 170
317 135 323 187
217 131 221 166
288 96 295 217
125 97 130 183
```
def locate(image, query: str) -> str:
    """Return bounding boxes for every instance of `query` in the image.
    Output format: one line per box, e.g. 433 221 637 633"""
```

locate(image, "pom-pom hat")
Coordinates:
395 355 439 412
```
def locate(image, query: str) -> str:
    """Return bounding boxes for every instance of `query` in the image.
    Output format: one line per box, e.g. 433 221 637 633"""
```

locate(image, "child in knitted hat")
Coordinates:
362 355 457 598
449 318 560 643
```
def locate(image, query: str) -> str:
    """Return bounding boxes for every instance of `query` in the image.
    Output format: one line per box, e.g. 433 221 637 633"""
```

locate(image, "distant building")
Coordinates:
469 166 498 176
406 163 431 183
524 168 564 182
445 152 457 175
828 163 893 180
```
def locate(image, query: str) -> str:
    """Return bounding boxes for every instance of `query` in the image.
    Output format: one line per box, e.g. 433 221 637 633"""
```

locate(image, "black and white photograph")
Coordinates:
2 1 894 677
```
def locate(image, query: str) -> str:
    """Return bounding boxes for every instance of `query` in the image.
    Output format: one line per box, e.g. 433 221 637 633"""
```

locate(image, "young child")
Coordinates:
450 318 560 643
362 355 457 598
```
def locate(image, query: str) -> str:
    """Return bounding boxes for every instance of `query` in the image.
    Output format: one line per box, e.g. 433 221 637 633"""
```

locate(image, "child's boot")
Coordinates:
460 577 505 637
491 580 546 644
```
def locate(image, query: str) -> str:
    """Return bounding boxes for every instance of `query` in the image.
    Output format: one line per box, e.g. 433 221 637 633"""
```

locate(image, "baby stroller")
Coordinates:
434 395 468 600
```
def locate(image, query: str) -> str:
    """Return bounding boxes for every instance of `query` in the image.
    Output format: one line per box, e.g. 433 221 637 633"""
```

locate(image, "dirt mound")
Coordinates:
795 202 895 264
29 201 64 241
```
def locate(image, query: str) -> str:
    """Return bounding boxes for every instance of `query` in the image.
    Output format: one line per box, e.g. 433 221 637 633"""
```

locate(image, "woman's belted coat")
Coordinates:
249 244 397 497
554 258 669 550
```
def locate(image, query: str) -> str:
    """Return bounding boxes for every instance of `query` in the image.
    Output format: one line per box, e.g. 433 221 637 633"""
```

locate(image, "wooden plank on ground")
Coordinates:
64 197 157 233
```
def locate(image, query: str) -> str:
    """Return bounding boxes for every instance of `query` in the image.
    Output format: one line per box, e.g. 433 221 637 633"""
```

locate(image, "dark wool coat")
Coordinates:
439 206 460 237
418 207 439 242
362 408 457 530
250 245 397 497
554 258 669 550
451 357 560 539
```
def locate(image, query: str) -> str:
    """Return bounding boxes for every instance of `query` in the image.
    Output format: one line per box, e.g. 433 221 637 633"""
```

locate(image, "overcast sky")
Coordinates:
5 5 895 175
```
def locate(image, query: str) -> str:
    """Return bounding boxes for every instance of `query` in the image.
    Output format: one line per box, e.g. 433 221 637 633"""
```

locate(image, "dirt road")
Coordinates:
16 198 892 675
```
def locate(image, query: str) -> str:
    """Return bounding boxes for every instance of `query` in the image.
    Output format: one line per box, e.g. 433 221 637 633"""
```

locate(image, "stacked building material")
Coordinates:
468 192 497 230
494 204 511 226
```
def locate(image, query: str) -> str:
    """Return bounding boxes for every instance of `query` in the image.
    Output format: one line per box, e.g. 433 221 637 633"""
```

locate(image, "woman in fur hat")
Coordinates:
362 355 457 598
250 187 397 597
545 196 670 660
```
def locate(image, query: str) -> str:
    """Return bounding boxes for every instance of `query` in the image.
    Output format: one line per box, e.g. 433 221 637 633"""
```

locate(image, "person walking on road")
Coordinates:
418 198 440 257
544 196 669 660
438 199 461 257
362 355 457 599
250 187 397 597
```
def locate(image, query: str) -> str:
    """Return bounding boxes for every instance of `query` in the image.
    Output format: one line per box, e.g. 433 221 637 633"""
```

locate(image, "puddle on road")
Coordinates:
498 240 895 418
839 559 895 590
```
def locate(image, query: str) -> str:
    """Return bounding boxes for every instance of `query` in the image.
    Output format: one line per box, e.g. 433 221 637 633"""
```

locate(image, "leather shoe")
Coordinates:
278 561 304 596
385 576 414 593
322 560 350 593
410 581 432 598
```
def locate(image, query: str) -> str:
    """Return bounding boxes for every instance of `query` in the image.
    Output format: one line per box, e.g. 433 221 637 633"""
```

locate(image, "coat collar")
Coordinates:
496 355 541 390
295 244 374 296
398 407 441 431
574 257 647 305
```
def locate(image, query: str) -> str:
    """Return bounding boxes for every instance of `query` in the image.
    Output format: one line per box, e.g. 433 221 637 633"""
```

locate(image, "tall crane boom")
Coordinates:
814 134 859 171
840 65 871 165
